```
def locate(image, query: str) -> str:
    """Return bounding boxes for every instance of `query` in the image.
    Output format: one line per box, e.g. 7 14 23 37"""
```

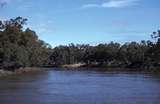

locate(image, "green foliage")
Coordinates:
50 37 159 69
0 17 159 71
0 17 51 70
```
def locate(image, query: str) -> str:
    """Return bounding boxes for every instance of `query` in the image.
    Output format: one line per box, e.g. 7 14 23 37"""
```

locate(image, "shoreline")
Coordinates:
0 66 160 77
0 67 48 77
54 65 160 74
61 63 85 68
60 64 160 72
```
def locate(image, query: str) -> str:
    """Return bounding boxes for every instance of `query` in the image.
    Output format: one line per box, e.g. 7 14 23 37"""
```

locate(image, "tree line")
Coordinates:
0 17 160 71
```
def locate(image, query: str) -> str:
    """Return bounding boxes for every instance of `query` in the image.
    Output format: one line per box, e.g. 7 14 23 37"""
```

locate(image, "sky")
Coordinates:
0 0 160 47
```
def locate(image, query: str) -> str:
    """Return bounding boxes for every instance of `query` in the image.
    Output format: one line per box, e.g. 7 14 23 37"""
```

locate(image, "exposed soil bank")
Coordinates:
0 66 160 77
57 64 160 73
61 63 85 68
0 67 48 77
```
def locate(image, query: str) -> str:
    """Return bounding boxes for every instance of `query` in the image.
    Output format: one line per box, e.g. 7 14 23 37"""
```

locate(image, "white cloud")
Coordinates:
102 0 138 8
82 0 139 9
82 4 100 8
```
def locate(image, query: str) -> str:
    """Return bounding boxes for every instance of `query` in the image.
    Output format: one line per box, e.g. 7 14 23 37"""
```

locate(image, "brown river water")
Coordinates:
0 69 160 104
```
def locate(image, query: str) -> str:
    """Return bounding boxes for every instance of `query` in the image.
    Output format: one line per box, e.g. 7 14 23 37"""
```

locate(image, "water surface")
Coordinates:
0 69 160 104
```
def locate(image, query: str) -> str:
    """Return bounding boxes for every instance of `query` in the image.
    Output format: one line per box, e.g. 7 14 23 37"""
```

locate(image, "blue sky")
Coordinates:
0 0 160 47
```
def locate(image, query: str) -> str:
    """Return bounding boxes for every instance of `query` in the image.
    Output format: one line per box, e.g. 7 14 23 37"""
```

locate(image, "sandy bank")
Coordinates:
61 63 85 68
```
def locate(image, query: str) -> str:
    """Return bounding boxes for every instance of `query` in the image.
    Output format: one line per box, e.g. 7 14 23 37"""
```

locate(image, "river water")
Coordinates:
0 69 160 104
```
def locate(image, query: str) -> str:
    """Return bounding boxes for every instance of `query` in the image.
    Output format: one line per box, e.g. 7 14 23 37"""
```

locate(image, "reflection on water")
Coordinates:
0 69 160 104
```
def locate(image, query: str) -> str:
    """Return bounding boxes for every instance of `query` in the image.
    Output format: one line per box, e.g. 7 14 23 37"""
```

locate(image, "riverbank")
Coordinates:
61 63 85 68
0 65 159 77
58 63 160 73
0 67 48 77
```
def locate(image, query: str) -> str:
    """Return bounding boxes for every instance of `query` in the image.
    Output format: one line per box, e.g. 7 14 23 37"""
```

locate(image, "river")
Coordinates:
0 69 160 104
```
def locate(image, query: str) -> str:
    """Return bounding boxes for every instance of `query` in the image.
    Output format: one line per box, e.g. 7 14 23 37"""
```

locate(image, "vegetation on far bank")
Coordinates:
0 17 160 71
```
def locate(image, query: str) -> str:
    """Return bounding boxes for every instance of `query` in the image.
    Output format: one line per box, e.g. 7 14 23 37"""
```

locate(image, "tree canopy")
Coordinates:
0 17 159 71
0 17 52 70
